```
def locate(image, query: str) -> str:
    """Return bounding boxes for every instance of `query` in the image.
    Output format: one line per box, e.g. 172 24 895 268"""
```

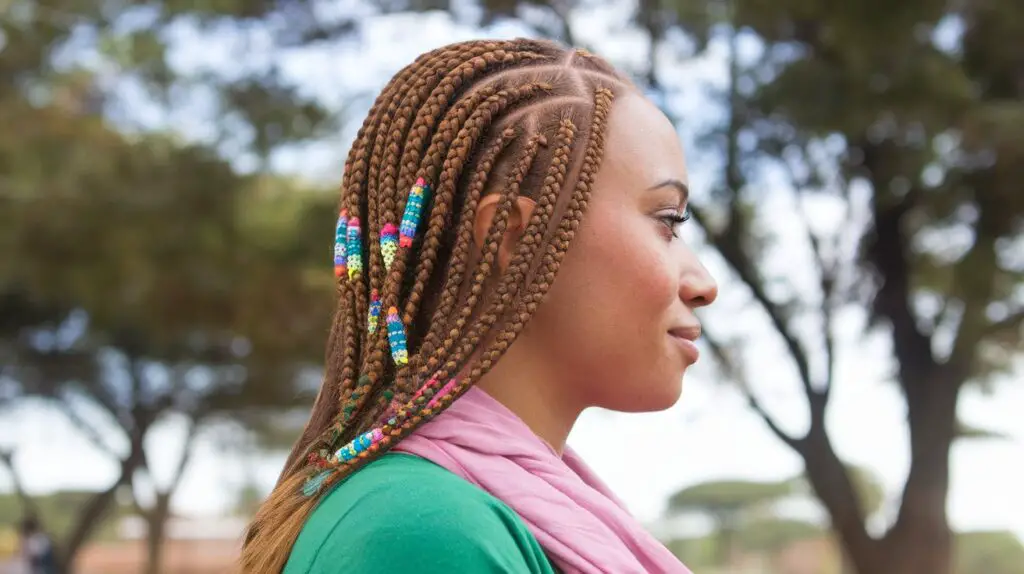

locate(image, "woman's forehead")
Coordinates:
600 93 689 188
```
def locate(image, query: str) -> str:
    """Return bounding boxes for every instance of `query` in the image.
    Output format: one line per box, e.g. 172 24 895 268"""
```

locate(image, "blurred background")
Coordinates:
1 1 1022 573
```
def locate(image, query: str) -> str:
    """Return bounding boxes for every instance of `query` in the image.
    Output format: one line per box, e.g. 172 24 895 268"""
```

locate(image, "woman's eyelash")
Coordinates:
664 211 691 225
657 206 691 237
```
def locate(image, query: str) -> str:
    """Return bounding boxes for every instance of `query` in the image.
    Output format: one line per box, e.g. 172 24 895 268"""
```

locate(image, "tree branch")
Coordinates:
702 328 804 452
548 0 577 47
984 308 1024 338
170 419 200 489
786 145 842 410
0 449 43 524
947 214 1010 375
54 396 121 458
861 146 936 387
694 206 824 420
693 23 826 426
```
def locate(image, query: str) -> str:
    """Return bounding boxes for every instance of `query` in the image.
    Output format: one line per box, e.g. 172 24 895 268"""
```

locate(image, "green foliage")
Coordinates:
956 531 1024 574
0 2 341 565
664 534 720 570
668 479 795 517
0 490 131 542
2 1 1020 573
737 518 824 553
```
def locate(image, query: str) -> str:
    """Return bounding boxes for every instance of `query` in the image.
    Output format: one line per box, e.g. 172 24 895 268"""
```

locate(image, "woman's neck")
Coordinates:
474 338 584 455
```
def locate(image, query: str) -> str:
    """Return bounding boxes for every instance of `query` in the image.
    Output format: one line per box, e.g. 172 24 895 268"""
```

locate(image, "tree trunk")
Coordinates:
60 427 146 573
802 368 960 574
800 431 886 574
878 369 960 574
144 493 173 574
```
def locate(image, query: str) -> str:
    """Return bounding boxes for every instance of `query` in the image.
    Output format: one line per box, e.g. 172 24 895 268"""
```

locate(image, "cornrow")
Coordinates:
242 39 630 574
378 126 521 415
414 131 546 378
333 44 518 425
347 83 550 432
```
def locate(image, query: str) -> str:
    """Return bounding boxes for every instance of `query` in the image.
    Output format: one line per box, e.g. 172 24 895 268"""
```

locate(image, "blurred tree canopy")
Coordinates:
0 1 339 571
663 476 1024 574
667 477 797 565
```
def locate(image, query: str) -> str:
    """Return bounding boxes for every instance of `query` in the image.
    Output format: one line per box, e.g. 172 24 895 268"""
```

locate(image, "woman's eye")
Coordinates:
656 206 691 237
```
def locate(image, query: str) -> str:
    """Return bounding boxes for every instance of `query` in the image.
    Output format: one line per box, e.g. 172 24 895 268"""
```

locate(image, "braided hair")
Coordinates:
241 38 631 573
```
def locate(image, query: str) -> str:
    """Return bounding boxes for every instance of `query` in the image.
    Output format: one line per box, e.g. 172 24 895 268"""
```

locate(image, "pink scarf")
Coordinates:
393 387 692 574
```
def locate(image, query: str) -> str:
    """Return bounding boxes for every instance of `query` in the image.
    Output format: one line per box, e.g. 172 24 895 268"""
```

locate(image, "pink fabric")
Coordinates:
393 386 692 574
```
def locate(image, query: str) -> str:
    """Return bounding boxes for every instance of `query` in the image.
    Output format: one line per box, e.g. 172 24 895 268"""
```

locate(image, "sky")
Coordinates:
3 0 1023 543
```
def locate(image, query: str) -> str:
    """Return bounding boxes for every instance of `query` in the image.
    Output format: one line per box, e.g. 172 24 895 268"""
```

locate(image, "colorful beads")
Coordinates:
302 469 333 497
380 223 399 270
427 378 459 409
386 307 409 365
333 209 348 278
334 428 384 462
346 217 363 280
367 289 382 333
399 178 431 248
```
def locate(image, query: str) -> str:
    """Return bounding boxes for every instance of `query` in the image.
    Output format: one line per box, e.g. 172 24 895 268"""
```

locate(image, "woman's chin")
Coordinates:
606 376 685 413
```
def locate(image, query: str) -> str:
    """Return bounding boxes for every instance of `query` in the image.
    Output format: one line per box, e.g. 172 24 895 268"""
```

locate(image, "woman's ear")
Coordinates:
474 194 537 272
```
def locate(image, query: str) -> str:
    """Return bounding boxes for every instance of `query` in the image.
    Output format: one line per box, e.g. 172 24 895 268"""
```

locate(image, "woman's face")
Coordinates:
519 92 718 413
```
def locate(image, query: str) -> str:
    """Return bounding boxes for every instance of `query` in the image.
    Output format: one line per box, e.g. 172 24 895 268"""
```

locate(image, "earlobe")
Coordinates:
474 194 537 272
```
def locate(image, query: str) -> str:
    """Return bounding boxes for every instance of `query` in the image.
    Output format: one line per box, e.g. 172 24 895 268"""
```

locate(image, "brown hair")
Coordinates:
241 38 631 573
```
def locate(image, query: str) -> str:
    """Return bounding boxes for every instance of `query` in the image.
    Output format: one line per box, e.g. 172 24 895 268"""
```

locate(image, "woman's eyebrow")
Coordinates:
646 179 689 203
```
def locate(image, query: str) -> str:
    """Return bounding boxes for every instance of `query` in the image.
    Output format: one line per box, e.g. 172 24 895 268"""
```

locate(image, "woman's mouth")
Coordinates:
668 325 701 364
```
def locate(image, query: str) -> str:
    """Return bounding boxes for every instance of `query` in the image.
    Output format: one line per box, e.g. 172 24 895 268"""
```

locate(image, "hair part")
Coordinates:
241 39 629 573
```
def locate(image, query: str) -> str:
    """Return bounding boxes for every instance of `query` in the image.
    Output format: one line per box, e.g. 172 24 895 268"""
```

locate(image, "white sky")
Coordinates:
3 1 1022 544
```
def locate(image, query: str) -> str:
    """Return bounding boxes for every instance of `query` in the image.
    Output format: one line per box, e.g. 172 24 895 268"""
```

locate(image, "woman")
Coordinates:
243 38 717 573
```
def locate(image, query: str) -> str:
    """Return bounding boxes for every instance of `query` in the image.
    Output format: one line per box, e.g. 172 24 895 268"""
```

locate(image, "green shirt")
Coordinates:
284 453 558 574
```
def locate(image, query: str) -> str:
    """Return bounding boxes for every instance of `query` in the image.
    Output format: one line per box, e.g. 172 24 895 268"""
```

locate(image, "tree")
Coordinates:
0 105 333 571
681 1 1024 571
667 478 795 565
360 2 1022 572
1 3 342 571
7 2 1019 574
955 531 1024 574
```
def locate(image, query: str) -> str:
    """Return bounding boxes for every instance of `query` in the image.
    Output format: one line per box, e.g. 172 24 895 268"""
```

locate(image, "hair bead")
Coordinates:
346 217 363 280
399 178 431 248
367 289 382 333
380 223 399 270
302 469 333 497
386 307 409 365
427 378 459 409
334 429 382 462
333 209 348 278
245 40 630 574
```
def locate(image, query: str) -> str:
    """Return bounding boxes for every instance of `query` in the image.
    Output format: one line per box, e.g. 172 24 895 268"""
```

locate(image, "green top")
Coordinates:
284 453 559 574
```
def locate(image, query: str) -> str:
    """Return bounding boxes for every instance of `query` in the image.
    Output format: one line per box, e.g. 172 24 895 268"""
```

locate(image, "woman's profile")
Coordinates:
242 38 717 573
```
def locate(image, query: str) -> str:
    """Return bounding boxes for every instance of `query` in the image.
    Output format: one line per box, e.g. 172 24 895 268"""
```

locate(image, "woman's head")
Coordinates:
242 38 715 572
493 91 717 417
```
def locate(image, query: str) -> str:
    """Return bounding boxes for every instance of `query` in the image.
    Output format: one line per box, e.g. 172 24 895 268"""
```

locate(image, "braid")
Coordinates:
242 38 628 574
347 82 550 432
337 42 516 413
414 132 546 376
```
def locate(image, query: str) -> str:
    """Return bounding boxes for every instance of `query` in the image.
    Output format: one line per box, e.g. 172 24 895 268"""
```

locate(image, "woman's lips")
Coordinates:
668 325 701 363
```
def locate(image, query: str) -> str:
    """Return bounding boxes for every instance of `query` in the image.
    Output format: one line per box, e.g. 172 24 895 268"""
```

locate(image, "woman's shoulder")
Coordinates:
284 453 556 574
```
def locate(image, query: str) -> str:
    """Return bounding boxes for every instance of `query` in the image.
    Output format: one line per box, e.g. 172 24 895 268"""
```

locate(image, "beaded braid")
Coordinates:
416 88 615 422
346 82 552 433
376 127 523 418
340 47 556 428
421 123 573 384
242 39 629 574
334 43 536 429
313 104 589 489
412 132 546 378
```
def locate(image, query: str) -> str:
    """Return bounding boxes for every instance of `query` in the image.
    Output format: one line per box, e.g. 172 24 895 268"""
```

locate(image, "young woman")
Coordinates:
242 38 717 573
